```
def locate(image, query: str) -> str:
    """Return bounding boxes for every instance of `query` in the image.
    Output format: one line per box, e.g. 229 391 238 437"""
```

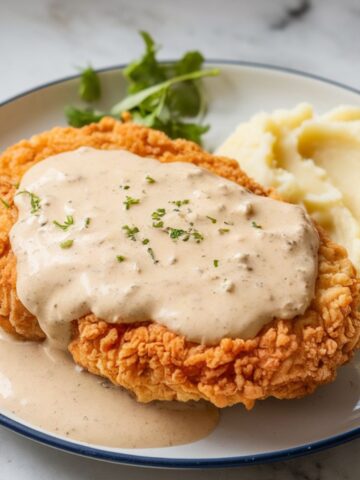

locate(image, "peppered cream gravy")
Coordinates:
10 147 319 349
0 331 218 448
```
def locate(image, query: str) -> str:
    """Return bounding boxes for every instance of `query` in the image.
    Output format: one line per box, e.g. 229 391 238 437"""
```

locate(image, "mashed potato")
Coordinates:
217 104 360 272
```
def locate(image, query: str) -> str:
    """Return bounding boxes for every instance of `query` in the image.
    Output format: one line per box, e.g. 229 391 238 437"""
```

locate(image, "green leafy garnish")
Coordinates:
85 217 91 228
147 247 159 264
17 190 41 214
79 66 101 102
122 225 139 241
65 106 105 128
218 228 230 234
142 238 150 245
53 215 74 231
213 259 219 268
0 198 10 209
65 31 219 144
151 208 166 227
251 221 262 229
123 196 140 210
60 239 74 249
145 175 155 184
206 216 217 224
116 255 126 263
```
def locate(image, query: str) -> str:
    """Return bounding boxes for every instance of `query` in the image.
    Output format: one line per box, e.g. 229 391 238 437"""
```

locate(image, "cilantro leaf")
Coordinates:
65 106 105 127
174 51 204 75
79 66 101 102
111 69 219 115
123 31 166 94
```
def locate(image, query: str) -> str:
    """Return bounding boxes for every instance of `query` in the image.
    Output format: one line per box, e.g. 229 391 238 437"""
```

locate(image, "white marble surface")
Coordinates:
0 0 360 478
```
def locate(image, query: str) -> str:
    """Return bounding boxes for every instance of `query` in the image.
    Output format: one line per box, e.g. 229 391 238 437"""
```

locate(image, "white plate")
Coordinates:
0 61 360 468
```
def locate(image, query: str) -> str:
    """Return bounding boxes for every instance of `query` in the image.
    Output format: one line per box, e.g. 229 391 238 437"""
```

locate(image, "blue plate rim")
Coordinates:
0 60 359 468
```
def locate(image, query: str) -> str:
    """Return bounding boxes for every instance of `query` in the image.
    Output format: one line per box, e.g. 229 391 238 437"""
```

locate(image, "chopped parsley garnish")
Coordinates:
167 227 204 243
85 217 91 228
123 195 140 210
191 230 204 243
142 238 150 245
0 198 10 209
65 32 219 145
224 221 234 226
116 255 126 263
145 175 155 184
168 228 186 240
151 208 166 227
123 185 130 190
53 215 74 231
14 183 20 189
16 190 41 214
251 221 262 229
218 228 230 234
122 225 139 241
213 259 219 268
206 216 217 224
170 199 190 208
60 239 74 249
152 221 164 228
147 247 158 264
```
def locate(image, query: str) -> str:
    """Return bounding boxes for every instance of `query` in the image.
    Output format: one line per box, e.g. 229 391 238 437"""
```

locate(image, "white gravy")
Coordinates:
0 332 218 448
10 148 319 348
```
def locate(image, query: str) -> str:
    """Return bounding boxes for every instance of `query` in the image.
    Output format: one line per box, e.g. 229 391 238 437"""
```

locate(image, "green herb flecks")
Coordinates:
151 208 166 227
206 215 217 224
147 247 159 264
152 221 164 228
213 259 219 268
116 255 126 263
168 228 187 240
251 221 262 229
60 239 74 249
65 31 219 144
191 230 204 243
85 217 91 228
17 190 41 214
0 198 10 209
170 199 190 208
218 228 230 235
53 215 74 231
145 175 155 184
123 196 140 210
122 225 139 241
167 226 204 243
142 238 150 245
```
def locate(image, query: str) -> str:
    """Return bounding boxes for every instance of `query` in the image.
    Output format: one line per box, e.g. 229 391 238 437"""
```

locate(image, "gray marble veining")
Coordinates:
0 0 359 479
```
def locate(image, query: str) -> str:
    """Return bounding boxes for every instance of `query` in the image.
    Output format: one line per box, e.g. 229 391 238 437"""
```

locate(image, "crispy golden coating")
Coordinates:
0 118 359 409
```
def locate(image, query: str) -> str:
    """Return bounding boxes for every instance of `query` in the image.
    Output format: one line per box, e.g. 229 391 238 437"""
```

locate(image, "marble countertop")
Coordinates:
0 0 359 478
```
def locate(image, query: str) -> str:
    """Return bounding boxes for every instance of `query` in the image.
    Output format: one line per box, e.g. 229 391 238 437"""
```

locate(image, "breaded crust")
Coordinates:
0 118 359 409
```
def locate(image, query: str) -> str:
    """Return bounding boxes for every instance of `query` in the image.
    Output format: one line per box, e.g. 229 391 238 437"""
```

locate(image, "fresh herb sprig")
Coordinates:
65 31 219 144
